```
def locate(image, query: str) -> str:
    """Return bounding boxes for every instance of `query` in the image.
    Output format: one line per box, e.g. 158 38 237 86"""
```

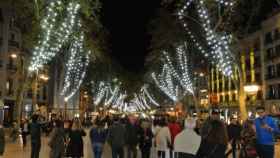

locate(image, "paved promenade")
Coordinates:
2 129 280 158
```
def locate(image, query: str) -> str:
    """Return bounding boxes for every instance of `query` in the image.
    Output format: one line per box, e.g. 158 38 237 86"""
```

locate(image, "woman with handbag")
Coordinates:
195 120 229 158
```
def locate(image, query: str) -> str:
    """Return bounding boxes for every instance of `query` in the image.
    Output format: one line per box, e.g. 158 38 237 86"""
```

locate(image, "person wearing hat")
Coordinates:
174 118 201 158
255 106 280 158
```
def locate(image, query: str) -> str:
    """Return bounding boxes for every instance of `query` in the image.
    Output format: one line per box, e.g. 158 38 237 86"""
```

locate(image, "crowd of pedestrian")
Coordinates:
0 105 278 158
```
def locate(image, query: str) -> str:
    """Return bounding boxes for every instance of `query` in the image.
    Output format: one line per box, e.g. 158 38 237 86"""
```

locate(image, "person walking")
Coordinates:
48 120 65 158
30 114 42 158
125 117 139 158
195 119 229 158
227 117 242 158
156 119 171 158
67 120 86 158
139 120 153 158
168 117 181 158
20 118 29 148
90 119 108 158
108 118 126 158
174 118 201 158
0 123 5 158
255 106 280 158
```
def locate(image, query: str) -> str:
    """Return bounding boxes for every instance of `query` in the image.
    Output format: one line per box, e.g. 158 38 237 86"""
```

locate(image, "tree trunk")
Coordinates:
238 70 248 121
32 74 38 113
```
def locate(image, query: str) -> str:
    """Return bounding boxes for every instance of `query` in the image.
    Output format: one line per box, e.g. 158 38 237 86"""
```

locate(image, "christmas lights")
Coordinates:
177 0 236 77
29 1 81 71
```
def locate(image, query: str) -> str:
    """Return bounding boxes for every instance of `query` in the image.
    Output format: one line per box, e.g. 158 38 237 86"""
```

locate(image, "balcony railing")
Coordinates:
8 40 19 48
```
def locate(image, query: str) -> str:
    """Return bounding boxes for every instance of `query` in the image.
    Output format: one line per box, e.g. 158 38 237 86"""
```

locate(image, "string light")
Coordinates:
29 1 81 71
177 0 235 76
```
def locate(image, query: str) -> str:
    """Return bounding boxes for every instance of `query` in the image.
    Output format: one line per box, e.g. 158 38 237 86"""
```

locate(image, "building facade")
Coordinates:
0 3 49 125
208 11 280 113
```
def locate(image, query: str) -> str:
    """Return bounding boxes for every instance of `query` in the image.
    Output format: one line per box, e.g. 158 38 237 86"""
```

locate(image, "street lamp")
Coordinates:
10 53 17 59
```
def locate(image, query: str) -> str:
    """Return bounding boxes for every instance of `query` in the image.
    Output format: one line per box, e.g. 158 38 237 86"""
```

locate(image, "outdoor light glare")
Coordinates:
244 84 260 95
10 53 17 59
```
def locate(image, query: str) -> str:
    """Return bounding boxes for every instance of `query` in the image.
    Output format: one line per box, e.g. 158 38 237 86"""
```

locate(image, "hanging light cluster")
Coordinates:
29 1 81 71
177 0 235 76
152 43 193 102
62 33 90 101
91 81 160 112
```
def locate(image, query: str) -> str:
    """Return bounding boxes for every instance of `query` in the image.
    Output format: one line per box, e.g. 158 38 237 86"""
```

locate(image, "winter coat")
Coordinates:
195 140 227 158
227 123 241 141
30 122 41 144
108 123 126 148
255 116 280 145
90 127 107 144
66 129 86 157
48 127 65 158
168 123 181 145
0 128 5 155
174 129 201 156
138 127 153 150
125 123 139 146
155 126 171 151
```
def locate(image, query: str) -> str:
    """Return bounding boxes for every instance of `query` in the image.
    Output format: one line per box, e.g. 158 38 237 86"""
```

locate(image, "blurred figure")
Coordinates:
174 118 201 158
67 120 86 158
10 121 19 143
227 117 242 158
108 117 126 158
240 120 258 158
195 120 229 158
255 106 280 158
168 116 181 158
200 108 220 139
125 116 139 158
0 123 5 158
30 114 42 158
48 120 65 158
64 120 71 157
139 120 153 158
90 119 108 158
20 118 29 148
156 119 171 158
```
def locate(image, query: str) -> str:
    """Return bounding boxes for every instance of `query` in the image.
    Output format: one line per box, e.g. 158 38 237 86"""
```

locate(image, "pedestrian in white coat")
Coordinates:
174 118 201 158
156 119 171 158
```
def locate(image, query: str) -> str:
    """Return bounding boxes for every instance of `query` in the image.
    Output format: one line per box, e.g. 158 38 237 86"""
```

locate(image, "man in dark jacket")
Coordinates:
108 118 126 158
30 114 41 158
125 118 139 158
227 117 241 158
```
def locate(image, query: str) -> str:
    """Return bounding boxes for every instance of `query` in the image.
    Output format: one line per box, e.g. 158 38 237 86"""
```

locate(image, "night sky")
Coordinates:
100 0 161 72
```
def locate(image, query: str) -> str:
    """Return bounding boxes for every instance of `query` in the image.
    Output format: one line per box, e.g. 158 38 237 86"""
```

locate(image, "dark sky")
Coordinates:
100 0 161 72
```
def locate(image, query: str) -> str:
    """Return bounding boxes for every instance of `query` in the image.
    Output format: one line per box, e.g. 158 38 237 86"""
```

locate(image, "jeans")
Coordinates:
158 151 166 158
256 144 274 158
231 139 237 158
31 142 41 158
112 146 124 158
141 148 150 158
127 145 137 158
92 144 104 158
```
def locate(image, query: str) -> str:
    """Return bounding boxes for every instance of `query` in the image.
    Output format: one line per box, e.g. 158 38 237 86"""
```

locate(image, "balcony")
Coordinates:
6 64 17 71
8 40 19 48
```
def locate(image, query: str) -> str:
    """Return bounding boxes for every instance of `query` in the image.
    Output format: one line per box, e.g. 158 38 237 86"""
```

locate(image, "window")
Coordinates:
0 8 3 22
267 65 276 79
265 32 273 44
10 33 15 41
43 86 47 100
277 64 280 77
6 78 13 95
266 48 274 60
275 28 280 40
254 38 260 51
